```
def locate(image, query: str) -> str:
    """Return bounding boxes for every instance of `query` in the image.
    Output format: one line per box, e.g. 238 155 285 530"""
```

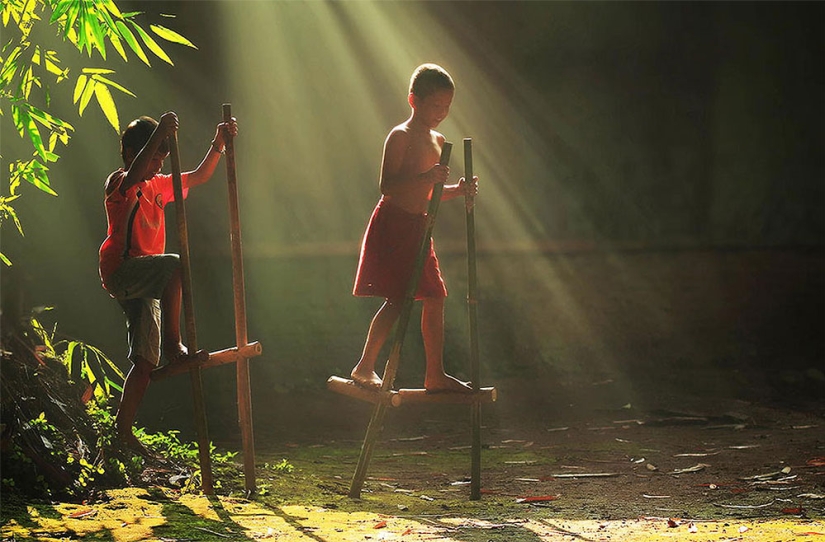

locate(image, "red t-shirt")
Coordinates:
98 169 188 290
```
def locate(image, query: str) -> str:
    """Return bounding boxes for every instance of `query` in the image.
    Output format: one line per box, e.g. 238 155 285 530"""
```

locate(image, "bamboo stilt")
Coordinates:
169 132 214 495
348 143 453 499
222 104 257 494
464 138 483 500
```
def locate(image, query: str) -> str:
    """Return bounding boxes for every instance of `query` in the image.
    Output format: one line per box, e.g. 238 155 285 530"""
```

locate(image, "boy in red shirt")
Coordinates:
351 63 477 392
99 111 237 453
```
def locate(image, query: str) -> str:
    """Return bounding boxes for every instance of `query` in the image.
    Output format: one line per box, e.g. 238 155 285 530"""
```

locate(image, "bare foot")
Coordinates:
351 368 382 390
163 341 189 364
163 343 208 365
117 431 154 458
424 373 472 393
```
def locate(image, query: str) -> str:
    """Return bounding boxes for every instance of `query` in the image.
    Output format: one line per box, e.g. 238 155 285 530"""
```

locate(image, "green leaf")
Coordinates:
150 24 196 49
85 7 107 59
81 67 115 74
101 0 124 19
1 252 11 267
78 76 95 114
93 80 119 132
114 20 148 65
91 73 134 97
72 73 87 103
49 0 73 24
129 20 172 65
67 341 83 382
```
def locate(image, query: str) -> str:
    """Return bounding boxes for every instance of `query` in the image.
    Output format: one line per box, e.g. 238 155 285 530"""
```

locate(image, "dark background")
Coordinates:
2 1 822 441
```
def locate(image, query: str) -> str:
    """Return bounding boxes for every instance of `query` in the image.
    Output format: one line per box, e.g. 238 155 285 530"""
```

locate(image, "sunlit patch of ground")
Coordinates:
3 488 823 541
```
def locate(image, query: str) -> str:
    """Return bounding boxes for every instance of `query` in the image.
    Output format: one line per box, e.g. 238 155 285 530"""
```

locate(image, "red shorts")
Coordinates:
353 199 447 300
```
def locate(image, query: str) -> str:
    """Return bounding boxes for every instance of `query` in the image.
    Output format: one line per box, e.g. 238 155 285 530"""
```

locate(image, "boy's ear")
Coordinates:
408 92 417 109
123 147 136 167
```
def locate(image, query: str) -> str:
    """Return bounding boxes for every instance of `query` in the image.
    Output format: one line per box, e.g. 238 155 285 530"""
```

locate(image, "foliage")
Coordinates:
0 0 196 264
0 309 240 501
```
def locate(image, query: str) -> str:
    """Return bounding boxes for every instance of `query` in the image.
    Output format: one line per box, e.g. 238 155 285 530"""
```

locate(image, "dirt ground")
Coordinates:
3 376 824 541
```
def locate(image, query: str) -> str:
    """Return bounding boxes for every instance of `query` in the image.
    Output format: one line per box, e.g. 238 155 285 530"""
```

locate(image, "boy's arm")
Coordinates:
121 112 178 193
379 130 448 197
441 175 478 201
184 118 238 188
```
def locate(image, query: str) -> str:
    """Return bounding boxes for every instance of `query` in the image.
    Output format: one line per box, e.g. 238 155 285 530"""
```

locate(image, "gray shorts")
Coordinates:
108 255 180 365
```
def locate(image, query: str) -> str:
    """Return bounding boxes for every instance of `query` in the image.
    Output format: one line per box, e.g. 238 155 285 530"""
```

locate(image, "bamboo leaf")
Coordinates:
63 2 80 40
49 0 73 24
114 20 148 65
102 0 125 19
108 32 127 61
129 20 172 65
150 24 196 48
93 80 119 132
86 7 107 59
91 73 135 96
81 67 115 74
73 73 88 103
1 252 11 267
78 77 95 115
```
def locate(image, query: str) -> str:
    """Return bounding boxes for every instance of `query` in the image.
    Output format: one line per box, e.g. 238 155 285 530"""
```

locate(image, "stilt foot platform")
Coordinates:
152 341 263 381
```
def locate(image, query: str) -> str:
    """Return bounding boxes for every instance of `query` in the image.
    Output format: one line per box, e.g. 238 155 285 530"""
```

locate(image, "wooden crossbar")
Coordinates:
328 376 495 407
391 387 496 407
151 342 262 381
327 376 396 405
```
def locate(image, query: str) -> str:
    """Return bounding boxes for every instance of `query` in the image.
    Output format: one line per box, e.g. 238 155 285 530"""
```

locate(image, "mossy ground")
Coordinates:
4 381 822 541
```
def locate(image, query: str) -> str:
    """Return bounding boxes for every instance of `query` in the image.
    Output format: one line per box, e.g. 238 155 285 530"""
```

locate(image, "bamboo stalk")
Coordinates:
464 138 482 500
169 132 214 495
348 143 453 499
222 103 256 494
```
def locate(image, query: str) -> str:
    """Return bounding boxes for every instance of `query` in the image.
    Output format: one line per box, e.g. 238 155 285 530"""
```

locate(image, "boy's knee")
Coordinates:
133 356 155 376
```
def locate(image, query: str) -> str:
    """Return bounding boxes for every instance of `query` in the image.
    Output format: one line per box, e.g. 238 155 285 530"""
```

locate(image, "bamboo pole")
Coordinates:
222 103 256 494
348 142 453 499
169 132 214 495
464 138 483 500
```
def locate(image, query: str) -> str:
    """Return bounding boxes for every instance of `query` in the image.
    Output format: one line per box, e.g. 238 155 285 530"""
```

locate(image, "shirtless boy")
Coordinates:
350 63 478 392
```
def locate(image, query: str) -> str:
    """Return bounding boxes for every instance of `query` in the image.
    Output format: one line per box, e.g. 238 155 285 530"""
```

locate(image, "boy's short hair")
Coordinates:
120 116 168 163
409 63 455 99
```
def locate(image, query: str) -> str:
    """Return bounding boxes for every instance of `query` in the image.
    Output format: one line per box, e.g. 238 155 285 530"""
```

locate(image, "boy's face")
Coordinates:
411 88 454 129
145 151 169 180
125 148 169 180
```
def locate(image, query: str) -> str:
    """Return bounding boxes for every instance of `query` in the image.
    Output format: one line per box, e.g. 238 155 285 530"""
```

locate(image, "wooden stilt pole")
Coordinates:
169 132 214 495
222 104 257 494
348 143 453 499
464 138 482 500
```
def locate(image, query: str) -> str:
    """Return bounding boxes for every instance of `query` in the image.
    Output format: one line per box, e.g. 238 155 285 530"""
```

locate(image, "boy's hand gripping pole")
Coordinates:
169 132 215 495
348 143 453 499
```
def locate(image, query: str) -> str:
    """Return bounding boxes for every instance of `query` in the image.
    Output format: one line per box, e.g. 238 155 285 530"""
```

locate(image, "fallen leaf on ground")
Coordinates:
669 463 710 474
516 495 560 503
68 508 96 519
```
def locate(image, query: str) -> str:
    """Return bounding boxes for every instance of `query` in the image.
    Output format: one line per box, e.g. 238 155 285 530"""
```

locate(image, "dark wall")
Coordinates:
2 2 822 436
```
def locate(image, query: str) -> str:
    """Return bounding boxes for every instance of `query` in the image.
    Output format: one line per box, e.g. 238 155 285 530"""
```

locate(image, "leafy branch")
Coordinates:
0 0 196 265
